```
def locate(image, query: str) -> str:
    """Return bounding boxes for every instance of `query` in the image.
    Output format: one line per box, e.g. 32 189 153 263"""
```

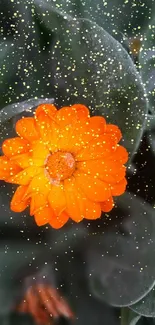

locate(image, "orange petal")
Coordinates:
64 177 84 222
30 141 50 166
89 116 106 136
55 106 78 127
72 104 90 119
0 156 21 180
2 137 29 157
7 166 43 185
57 119 91 154
30 193 47 215
63 115 107 154
10 185 30 212
66 177 101 220
48 184 66 216
10 153 36 169
74 171 111 202
106 124 122 142
25 172 51 197
49 210 69 229
76 134 116 161
56 124 73 152
35 112 60 152
11 145 50 168
15 117 39 142
100 196 114 212
109 145 128 164
84 198 101 220
10 153 31 169
56 104 91 152
55 104 90 126
111 178 127 196
35 103 57 119
55 106 82 150
77 159 126 183
34 205 53 226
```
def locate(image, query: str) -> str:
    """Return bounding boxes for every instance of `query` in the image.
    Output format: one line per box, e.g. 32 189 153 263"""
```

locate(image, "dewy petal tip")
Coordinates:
0 103 128 228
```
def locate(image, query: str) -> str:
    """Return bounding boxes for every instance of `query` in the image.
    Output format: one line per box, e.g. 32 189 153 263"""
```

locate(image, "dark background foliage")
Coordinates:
0 1 155 325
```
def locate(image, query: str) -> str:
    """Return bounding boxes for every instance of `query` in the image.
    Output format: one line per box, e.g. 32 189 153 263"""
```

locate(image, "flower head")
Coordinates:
0 104 128 229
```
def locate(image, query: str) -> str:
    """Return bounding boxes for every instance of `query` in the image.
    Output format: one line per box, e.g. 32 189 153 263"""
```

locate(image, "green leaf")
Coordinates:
0 314 34 325
0 41 22 94
130 286 155 317
121 308 141 325
49 18 147 157
0 242 45 314
0 0 55 109
139 8 155 114
34 0 153 37
86 192 155 307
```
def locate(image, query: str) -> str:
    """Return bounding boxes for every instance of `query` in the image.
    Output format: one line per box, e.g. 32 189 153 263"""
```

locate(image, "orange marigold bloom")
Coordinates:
0 104 128 229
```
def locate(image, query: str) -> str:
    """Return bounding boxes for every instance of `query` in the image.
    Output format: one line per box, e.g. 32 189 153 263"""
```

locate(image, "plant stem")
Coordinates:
121 307 129 325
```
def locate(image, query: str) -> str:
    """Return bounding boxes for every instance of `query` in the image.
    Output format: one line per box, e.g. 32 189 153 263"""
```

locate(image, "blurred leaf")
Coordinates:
121 308 141 325
0 0 54 109
49 18 147 157
55 249 120 325
130 286 155 317
34 0 153 37
139 9 155 114
0 314 34 325
86 192 155 307
0 41 22 95
0 242 45 315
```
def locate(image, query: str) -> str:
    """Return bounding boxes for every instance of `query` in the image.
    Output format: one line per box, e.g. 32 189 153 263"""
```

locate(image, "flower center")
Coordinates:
45 151 75 181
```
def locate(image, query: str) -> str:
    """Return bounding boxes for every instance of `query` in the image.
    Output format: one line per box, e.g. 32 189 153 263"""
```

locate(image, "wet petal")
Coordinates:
30 141 50 166
77 159 126 183
34 205 53 226
10 153 32 169
72 104 90 119
67 176 101 220
39 118 60 152
76 134 116 161
109 145 128 164
30 193 47 216
48 184 66 215
57 119 90 153
2 137 29 157
64 177 84 222
100 196 114 212
7 166 43 185
84 198 101 220
111 178 127 196
74 171 111 202
35 105 59 151
25 171 52 198
0 156 21 180
55 106 78 127
69 176 102 220
49 210 69 229
15 117 39 142
10 185 30 212
89 116 106 137
106 124 122 142
56 104 90 152
35 103 57 119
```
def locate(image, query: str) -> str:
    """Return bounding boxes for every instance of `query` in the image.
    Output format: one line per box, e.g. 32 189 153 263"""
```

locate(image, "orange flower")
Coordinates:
0 104 128 229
